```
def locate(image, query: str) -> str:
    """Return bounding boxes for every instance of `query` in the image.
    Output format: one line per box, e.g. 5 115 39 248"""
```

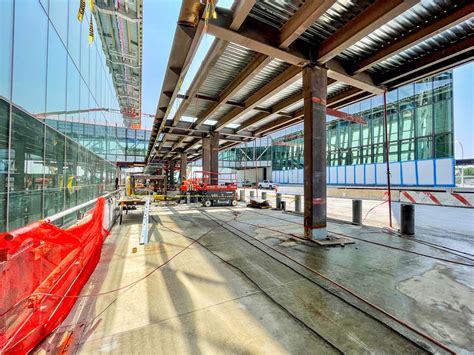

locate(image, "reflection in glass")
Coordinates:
13 0 48 114
47 24 67 116
0 0 13 99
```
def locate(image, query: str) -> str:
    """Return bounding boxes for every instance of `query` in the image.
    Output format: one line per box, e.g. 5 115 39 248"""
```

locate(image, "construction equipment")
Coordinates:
179 171 238 207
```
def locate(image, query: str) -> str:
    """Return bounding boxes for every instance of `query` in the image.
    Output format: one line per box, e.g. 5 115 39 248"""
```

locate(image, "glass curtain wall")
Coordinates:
0 0 119 232
269 72 453 169
45 119 150 162
218 137 273 167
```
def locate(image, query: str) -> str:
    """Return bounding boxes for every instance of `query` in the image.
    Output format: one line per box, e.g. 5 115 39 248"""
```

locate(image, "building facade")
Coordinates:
45 119 150 163
216 71 455 187
0 0 140 232
270 71 455 186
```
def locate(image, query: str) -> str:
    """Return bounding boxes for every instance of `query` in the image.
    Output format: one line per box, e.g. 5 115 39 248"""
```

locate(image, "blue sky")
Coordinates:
142 1 473 159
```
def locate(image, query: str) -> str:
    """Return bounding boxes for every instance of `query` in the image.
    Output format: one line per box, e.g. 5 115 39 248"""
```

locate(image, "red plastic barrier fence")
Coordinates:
0 197 109 354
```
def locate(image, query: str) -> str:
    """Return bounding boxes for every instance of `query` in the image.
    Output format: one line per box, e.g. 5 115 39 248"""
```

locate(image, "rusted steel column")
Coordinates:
169 160 176 189
303 65 328 241
210 131 219 185
180 153 187 182
202 136 211 183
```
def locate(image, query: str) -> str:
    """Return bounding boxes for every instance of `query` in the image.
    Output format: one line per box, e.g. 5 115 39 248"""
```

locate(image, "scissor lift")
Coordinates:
180 171 238 207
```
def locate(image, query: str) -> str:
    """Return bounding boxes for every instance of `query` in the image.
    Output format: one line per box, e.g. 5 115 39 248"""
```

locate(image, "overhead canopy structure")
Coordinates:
147 0 473 164
94 0 143 127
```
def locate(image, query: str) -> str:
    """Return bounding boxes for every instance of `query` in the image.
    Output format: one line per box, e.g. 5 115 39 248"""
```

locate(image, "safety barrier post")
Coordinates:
239 189 245 202
276 193 282 209
352 199 362 225
140 196 151 245
295 195 301 213
401 204 415 235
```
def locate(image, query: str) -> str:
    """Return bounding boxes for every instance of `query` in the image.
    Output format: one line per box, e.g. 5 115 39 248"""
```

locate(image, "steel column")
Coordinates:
210 132 219 185
202 136 211 181
180 153 187 182
303 65 328 241
169 160 176 189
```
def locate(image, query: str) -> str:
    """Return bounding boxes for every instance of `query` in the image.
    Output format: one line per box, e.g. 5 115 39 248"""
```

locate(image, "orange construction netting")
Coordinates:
0 197 109 354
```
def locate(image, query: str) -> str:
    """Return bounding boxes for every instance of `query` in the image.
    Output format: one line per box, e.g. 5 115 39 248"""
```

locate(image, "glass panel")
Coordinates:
80 15 90 84
46 24 67 117
416 137 433 160
362 146 372 164
374 143 384 163
0 99 9 231
13 0 48 114
67 57 80 121
44 129 65 216
398 83 414 111
79 78 89 122
400 139 415 161
399 110 414 140
388 142 398 162
372 117 383 144
49 0 68 45
350 124 360 148
433 72 453 101
434 99 452 134
40 0 48 13
68 0 81 68
0 0 13 99
388 114 398 142
435 133 453 158
338 122 349 149
416 105 432 137
9 107 45 230
65 137 78 210
414 77 433 107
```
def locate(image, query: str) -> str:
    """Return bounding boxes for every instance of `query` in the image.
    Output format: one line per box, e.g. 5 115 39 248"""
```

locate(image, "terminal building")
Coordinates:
218 70 456 186
1 0 473 354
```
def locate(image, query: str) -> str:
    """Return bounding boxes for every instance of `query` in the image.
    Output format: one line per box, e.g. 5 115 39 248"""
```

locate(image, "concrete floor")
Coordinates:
36 202 473 354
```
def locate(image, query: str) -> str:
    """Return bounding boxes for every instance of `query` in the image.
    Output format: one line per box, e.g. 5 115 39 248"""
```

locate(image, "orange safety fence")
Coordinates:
0 197 109 354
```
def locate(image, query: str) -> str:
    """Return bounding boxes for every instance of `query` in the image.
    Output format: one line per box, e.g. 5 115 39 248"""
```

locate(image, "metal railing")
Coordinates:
44 189 124 231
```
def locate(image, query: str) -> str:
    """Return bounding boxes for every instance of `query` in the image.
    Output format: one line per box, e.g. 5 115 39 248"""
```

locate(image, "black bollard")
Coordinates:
276 193 282 209
295 195 301 213
401 204 415 236
352 199 362 225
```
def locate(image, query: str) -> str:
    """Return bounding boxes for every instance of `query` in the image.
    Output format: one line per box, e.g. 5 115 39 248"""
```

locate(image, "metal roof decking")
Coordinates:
147 0 473 163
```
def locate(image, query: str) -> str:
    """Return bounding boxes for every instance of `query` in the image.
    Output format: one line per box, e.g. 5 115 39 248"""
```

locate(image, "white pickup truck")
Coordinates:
258 180 276 189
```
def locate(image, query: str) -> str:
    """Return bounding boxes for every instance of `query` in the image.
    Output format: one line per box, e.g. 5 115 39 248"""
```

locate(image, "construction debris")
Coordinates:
247 199 272 209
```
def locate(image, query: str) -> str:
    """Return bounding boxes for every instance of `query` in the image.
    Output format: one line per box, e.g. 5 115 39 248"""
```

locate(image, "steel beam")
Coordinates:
279 0 337 49
193 54 273 128
326 60 384 95
165 0 260 154
303 65 327 241
147 0 205 161
375 36 474 87
351 3 474 74
215 65 302 130
317 0 418 64
205 22 310 67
